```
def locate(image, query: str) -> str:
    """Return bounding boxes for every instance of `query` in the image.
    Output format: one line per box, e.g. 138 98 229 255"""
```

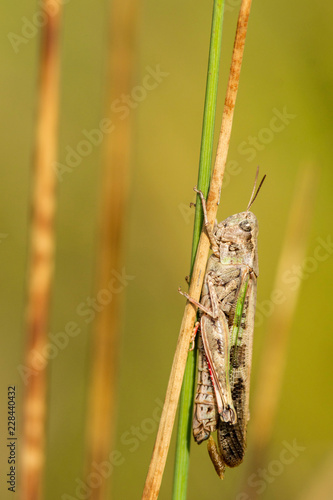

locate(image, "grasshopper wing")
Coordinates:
218 273 257 467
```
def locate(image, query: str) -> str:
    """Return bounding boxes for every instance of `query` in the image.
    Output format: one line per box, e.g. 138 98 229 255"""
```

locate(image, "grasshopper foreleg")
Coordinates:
189 321 200 351
194 187 219 257
178 287 217 319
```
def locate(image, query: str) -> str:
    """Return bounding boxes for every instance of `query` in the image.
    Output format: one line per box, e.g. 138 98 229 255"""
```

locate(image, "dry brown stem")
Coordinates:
21 3 62 500
84 2 140 500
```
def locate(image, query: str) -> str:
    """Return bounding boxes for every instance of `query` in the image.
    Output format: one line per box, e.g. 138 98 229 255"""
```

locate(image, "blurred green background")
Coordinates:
1 0 333 499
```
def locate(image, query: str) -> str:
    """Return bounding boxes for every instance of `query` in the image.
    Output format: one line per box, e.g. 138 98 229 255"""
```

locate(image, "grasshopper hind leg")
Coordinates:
193 335 219 444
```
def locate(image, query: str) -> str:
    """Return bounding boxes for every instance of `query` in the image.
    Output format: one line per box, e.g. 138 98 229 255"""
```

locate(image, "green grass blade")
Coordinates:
190 2 225 258
172 2 225 498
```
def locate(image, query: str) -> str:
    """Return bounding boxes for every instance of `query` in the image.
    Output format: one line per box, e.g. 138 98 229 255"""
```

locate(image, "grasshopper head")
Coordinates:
215 211 259 276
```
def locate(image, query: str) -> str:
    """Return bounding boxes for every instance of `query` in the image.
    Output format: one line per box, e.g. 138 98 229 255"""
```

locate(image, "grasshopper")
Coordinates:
179 172 265 478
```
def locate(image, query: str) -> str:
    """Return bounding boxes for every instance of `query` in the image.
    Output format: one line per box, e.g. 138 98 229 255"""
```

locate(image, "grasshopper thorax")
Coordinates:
214 211 259 276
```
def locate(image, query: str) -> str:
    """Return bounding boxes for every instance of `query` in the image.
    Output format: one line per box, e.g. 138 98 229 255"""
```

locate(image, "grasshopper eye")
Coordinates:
239 220 252 232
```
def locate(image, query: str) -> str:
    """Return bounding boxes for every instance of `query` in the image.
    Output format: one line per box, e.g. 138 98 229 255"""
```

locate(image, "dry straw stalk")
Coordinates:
21 3 62 500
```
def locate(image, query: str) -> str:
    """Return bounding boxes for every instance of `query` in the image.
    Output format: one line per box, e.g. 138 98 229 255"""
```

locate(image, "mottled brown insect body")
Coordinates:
180 188 260 478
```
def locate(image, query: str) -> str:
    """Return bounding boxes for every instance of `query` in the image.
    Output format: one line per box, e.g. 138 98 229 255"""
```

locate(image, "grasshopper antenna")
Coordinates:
246 166 266 212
